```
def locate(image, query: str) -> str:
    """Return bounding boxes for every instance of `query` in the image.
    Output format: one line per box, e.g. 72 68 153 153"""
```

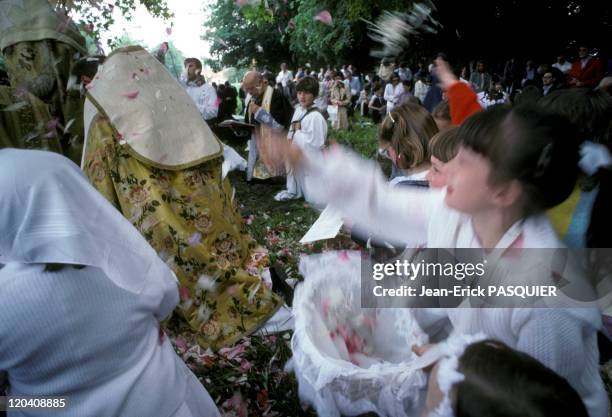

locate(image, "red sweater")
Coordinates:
569 58 605 88
447 82 482 125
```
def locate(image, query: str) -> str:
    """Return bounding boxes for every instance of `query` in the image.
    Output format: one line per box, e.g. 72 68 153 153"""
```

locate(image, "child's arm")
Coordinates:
435 58 482 125
301 146 436 246
253 106 286 131
447 82 482 126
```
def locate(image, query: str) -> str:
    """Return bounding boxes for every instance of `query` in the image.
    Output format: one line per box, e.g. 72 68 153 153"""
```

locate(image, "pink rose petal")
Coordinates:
122 90 139 99
239 358 252 371
314 10 332 25
227 284 239 296
179 286 190 301
174 337 188 351
46 117 60 130
338 250 349 262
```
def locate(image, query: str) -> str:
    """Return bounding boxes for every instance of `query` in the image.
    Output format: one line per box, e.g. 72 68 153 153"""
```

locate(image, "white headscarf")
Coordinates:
85 46 223 170
0 149 178 315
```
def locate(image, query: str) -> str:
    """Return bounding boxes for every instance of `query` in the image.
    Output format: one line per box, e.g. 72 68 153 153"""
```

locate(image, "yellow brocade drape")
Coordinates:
83 116 281 349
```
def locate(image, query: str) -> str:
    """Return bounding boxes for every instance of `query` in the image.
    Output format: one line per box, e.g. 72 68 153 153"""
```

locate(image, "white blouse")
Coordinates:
0 263 220 417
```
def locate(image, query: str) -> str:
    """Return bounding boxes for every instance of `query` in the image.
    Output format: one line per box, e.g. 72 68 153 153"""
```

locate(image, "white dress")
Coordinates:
0 263 220 417
301 147 608 417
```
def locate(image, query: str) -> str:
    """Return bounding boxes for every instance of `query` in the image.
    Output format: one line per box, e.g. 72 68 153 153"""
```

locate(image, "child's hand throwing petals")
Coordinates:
435 58 459 92
258 129 304 171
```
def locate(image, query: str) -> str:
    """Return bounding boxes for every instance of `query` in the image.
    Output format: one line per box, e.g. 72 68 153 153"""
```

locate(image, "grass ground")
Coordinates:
166 117 379 416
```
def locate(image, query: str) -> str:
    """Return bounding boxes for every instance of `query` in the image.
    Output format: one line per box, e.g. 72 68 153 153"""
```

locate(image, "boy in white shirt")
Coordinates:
180 58 218 123
275 76 327 202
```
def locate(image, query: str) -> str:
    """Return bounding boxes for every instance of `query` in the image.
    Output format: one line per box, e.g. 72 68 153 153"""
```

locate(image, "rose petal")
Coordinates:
179 286 190 301
2 101 28 112
314 10 332 25
239 358 252 371
64 118 75 133
174 337 188 350
46 117 60 130
122 90 140 99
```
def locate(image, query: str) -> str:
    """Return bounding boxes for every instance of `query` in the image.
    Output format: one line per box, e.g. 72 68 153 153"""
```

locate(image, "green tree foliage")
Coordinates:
204 0 295 71
204 0 414 69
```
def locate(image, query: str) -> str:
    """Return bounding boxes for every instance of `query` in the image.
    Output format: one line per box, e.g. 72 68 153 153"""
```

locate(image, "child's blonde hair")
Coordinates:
429 126 460 163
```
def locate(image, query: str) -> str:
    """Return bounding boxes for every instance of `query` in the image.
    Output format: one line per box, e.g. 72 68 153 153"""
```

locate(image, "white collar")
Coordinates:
389 169 429 186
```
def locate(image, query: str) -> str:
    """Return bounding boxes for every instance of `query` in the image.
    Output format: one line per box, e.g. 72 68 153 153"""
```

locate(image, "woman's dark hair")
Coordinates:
455 340 588 417
458 104 579 213
295 76 319 97
539 88 612 143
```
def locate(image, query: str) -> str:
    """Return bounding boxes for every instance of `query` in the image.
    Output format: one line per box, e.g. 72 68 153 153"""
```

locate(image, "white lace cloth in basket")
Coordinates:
288 250 431 417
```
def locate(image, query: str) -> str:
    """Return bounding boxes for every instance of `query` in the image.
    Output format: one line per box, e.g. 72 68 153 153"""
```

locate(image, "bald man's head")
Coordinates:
242 71 264 97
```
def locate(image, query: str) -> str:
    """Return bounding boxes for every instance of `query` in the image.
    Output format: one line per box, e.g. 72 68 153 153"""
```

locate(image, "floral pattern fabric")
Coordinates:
84 115 281 349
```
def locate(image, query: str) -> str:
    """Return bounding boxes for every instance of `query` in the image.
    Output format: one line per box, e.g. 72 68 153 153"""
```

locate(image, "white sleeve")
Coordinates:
394 84 405 100
201 85 218 121
136 265 179 320
293 112 327 151
383 84 394 102
301 147 435 246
